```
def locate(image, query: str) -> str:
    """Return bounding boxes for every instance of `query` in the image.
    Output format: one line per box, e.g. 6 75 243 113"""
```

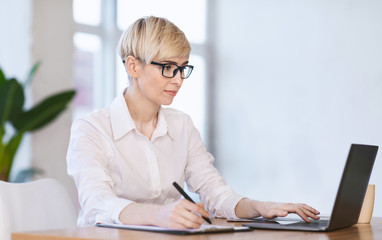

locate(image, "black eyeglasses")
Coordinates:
151 61 194 79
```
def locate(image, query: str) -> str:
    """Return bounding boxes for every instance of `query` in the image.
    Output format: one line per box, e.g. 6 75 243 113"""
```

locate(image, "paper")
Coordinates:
96 222 251 234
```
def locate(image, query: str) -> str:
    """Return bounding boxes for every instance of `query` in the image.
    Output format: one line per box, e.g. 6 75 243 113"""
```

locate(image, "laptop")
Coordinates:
244 144 378 232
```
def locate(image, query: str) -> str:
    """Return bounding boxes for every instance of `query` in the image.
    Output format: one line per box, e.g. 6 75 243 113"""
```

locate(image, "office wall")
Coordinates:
31 0 76 199
213 0 382 216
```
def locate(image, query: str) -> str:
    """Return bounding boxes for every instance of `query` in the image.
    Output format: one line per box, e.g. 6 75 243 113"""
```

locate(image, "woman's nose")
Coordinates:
171 70 183 86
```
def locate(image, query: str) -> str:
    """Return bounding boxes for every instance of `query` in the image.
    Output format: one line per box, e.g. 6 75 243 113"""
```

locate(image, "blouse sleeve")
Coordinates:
183 115 244 219
66 118 131 226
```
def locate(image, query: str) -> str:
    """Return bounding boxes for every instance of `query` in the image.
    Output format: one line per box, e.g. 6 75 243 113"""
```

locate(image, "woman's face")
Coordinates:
136 56 189 106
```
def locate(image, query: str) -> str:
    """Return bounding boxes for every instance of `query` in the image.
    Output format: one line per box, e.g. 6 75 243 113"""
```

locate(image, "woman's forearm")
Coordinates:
119 202 160 225
235 198 262 218
118 199 210 229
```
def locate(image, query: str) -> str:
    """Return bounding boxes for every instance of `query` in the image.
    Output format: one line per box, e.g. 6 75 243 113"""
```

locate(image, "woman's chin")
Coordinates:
159 96 175 106
161 100 174 106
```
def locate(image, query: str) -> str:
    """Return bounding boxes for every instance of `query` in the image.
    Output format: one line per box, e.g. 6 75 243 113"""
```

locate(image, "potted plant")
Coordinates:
0 63 75 182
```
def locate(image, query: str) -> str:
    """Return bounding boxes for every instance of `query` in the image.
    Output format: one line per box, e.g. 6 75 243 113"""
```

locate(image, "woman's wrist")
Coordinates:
119 203 160 225
235 198 262 218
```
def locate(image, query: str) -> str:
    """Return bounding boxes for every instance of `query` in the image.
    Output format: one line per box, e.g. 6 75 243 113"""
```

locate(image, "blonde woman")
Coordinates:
67 16 319 229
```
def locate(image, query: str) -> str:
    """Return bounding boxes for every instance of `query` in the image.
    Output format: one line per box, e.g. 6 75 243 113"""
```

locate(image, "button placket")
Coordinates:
145 142 161 198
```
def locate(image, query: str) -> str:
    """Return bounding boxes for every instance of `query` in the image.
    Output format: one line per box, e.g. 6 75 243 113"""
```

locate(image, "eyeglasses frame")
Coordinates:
150 61 194 79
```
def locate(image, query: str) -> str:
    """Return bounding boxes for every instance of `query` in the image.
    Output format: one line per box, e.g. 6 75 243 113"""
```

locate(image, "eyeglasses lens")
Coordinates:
162 65 193 79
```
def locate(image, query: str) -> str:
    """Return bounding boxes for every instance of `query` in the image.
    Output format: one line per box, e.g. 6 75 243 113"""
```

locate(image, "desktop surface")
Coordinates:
12 217 382 240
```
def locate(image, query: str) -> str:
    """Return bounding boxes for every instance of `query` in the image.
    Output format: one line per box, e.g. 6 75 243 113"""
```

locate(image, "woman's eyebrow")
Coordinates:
161 60 189 65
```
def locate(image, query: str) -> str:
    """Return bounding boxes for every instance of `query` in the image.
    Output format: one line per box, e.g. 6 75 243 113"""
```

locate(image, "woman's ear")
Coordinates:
124 56 140 79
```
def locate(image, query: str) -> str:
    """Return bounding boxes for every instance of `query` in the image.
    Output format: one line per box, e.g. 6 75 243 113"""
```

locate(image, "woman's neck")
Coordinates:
123 87 159 140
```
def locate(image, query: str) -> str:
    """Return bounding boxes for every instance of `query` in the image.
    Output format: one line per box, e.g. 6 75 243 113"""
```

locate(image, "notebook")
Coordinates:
243 144 378 232
96 222 252 235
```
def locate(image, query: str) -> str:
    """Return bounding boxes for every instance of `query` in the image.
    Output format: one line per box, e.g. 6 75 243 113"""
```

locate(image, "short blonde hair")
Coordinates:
118 16 191 64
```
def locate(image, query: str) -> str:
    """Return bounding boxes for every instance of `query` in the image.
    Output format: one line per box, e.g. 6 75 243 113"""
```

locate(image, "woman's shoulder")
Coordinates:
72 107 111 132
77 107 109 121
161 107 196 132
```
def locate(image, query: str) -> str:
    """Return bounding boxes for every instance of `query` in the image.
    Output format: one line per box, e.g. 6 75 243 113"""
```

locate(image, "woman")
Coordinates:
67 16 319 229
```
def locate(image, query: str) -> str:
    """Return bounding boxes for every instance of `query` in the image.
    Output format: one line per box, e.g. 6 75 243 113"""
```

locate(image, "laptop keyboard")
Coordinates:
289 219 330 228
243 218 331 231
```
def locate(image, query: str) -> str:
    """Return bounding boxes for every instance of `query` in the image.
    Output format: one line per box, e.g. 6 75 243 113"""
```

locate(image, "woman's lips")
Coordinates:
164 90 177 96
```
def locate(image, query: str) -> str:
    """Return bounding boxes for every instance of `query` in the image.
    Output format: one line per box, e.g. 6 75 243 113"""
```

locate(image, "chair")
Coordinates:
0 178 78 240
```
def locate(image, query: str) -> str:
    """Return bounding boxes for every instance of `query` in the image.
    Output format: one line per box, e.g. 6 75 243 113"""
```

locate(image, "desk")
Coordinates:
12 217 382 240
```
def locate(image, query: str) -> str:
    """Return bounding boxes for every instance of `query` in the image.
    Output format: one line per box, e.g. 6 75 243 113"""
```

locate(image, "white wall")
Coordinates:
31 0 76 200
214 0 382 216
0 0 31 75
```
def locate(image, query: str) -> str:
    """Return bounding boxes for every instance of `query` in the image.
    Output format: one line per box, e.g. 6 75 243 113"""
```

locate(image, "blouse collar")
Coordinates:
110 90 173 141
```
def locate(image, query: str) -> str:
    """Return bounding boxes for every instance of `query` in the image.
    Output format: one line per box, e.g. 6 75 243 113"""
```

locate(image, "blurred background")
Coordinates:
1 0 381 217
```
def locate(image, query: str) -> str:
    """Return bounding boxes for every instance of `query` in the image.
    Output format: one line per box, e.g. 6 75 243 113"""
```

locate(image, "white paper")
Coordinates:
97 222 250 234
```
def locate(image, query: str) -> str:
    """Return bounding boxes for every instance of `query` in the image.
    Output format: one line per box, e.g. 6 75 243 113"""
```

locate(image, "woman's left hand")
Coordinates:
257 201 320 222
235 198 320 222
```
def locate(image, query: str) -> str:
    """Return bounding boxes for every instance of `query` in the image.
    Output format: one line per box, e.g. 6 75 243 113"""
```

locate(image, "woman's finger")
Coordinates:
300 205 320 220
180 199 210 219
279 203 319 222
171 199 206 228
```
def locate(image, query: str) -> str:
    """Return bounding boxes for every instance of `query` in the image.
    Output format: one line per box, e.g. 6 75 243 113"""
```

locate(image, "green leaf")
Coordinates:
0 126 5 168
12 90 75 132
0 67 6 85
24 62 41 87
0 81 11 124
0 133 23 182
0 79 25 126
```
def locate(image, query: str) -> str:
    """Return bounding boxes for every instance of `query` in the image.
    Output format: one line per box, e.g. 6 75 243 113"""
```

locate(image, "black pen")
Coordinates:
172 181 212 224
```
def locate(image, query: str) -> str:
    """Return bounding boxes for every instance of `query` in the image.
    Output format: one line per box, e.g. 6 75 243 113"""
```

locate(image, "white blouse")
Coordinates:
66 92 243 226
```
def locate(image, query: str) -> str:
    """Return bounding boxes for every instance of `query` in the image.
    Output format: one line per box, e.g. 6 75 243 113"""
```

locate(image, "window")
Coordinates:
73 0 101 26
73 33 101 119
117 0 206 43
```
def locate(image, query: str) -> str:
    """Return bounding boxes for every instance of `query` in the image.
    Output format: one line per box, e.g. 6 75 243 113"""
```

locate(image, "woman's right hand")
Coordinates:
154 199 210 229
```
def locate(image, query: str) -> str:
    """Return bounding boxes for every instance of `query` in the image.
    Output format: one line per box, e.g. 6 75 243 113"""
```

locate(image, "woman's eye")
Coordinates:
164 65 173 70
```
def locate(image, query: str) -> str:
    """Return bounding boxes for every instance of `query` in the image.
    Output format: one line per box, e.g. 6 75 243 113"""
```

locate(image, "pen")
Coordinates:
172 181 212 224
